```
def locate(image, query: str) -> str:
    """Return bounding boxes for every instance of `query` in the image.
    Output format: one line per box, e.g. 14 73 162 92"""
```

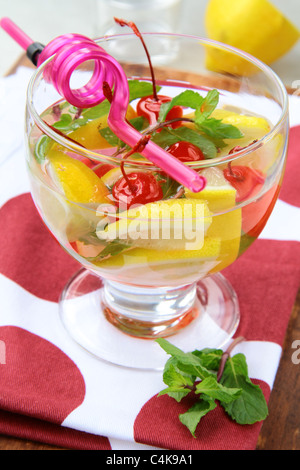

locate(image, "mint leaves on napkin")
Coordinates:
156 338 268 437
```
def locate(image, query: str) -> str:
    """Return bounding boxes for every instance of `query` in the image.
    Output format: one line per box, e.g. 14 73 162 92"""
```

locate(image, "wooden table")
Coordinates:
1 55 299 451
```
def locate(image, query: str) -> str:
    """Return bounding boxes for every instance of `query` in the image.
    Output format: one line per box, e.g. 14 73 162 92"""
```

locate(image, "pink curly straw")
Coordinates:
0 17 206 192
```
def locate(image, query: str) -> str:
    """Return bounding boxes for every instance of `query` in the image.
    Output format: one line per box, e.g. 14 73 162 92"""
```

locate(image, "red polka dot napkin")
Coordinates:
0 68 299 450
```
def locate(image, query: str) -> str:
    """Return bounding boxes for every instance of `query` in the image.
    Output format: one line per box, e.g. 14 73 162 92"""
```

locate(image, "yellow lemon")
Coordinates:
186 167 241 270
94 198 222 282
211 109 270 157
94 236 222 286
47 149 111 204
69 104 137 149
181 108 270 157
205 0 300 75
97 198 212 251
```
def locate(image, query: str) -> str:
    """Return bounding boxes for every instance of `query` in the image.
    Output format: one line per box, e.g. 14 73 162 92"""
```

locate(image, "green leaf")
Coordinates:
179 399 217 437
196 118 243 140
156 338 212 381
81 100 111 120
158 90 205 122
158 361 194 402
34 135 52 163
86 239 131 262
219 354 269 424
163 362 194 388
195 376 242 403
191 348 223 371
194 89 219 123
128 79 161 102
151 127 217 159
99 116 146 147
52 113 73 130
158 386 191 402
155 173 181 199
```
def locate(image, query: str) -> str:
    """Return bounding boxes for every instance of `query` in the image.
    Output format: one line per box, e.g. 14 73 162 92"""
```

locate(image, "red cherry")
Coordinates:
93 163 115 178
112 172 163 209
223 165 265 202
136 95 183 128
167 141 205 162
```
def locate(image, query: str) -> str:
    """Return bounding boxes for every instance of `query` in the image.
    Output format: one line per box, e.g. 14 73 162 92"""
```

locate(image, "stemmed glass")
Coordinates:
25 33 288 369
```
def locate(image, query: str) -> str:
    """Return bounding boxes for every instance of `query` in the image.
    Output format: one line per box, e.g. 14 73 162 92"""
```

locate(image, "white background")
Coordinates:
0 0 299 85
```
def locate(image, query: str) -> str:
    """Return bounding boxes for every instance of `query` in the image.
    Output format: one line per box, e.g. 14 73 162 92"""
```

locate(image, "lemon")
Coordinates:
181 108 270 157
94 236 221 286
69 104 137 149
94 198 222 282
47 149 111 204
97 198 212 251
212 109 270 157
205 0 300 75
186 167 242 270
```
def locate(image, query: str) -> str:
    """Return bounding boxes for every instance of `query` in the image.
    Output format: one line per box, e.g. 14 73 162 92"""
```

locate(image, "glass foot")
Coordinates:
59 268 240 370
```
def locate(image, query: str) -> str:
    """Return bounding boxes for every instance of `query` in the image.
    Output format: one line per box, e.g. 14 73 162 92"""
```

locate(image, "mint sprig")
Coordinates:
156 338 268 437
151 126 218 159
157 88 243 147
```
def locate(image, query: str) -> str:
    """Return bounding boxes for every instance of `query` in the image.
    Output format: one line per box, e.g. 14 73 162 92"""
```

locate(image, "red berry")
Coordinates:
223 165 265 202
112 172 163 209
136 95 183 128
167 141 205 162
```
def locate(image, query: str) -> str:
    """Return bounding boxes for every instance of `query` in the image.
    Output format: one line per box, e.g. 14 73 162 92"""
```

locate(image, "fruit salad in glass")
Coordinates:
25 30 288 369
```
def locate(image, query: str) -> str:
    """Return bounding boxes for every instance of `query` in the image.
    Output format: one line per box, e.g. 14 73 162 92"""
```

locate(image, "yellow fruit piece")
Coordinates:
47 149 111 204
96 237 221 268
181 109 270 157
212 109 270 156
186 167 241 270
94 198 223 281
205 0 300 75
97 198 212 251
69 104 137 149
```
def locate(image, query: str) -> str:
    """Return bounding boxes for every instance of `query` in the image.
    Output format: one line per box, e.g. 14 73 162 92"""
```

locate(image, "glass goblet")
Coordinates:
25 33 288 369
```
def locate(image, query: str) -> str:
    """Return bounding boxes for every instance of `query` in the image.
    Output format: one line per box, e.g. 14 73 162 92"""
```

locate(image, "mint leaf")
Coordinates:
99 116 146 147
158 362 194 403
195 376 242 403
86 239 131 262
191 348 223 371
151 127 217 159
156 339 268 436
82 100 111 120
158 90 205 122
155 173 181 199
179 398 217 437
196 118 243 140
194 89 219 123
52 113 73 130
219 354 268 424
156 338 212 381
128 79 161 102
34 135 52 163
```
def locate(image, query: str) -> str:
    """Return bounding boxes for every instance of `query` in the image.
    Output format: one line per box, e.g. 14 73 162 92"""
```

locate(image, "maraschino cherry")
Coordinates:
137 95 183 128
223 163 265 202
223 141 265 202
112 172 163 209
167 141 205 162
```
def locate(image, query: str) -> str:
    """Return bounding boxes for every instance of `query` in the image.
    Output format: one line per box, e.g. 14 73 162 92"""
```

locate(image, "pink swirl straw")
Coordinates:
0 17 206 193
